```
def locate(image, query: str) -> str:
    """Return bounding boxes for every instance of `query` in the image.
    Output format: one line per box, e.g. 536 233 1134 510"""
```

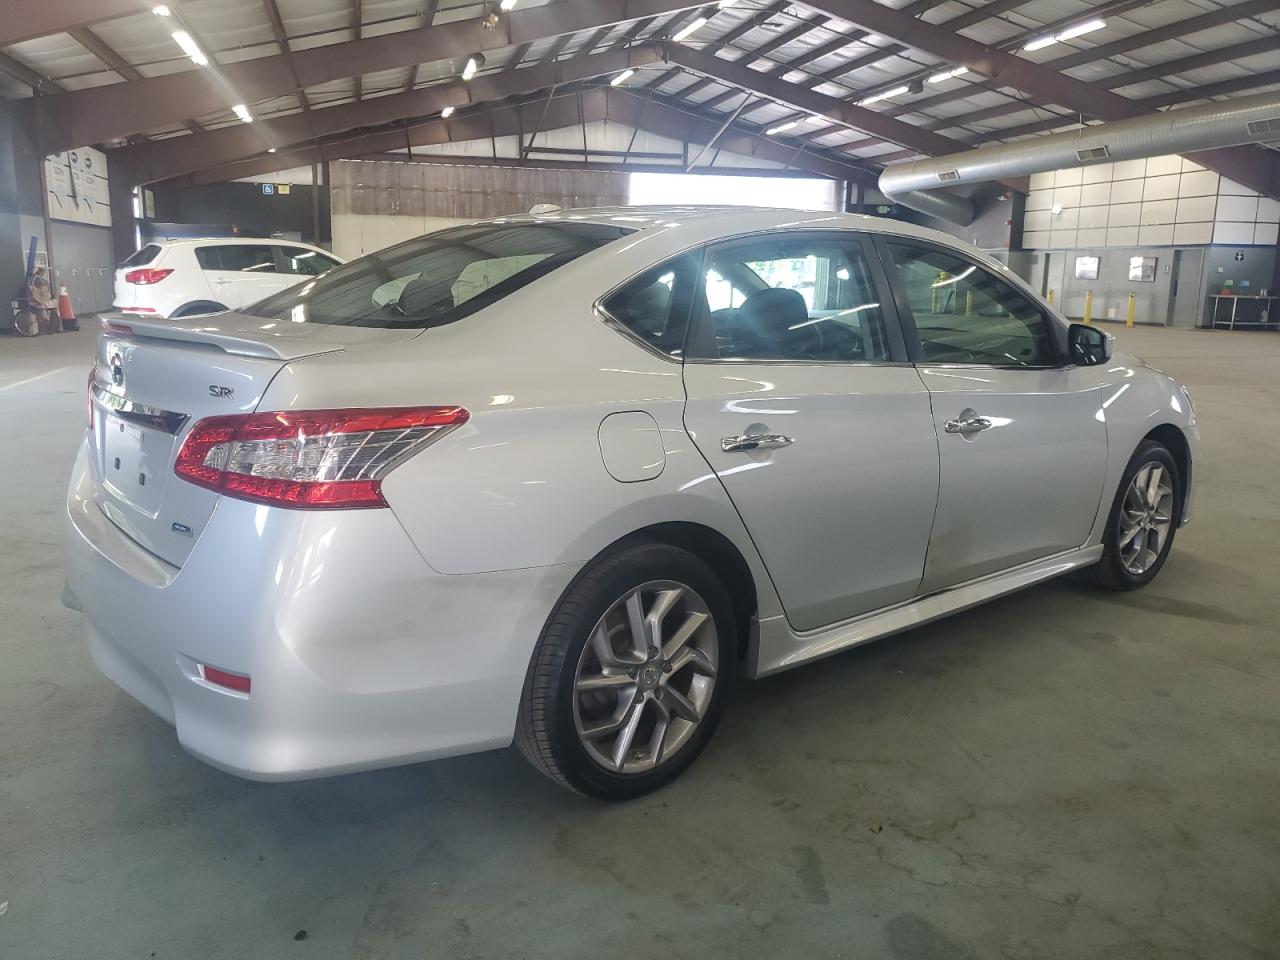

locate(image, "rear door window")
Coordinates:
196 245 279 273
275 246 340 276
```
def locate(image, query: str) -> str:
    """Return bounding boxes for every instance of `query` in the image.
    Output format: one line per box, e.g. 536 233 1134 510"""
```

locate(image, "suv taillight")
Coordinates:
124 267 173 284
174 407 469 509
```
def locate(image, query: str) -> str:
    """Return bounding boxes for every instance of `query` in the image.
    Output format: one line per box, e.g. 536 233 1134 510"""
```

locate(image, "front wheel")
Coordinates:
1083 439 1182 590
515 543 736 800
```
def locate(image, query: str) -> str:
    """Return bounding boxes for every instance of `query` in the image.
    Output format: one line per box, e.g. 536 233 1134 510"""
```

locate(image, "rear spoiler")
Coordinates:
99 313 346 362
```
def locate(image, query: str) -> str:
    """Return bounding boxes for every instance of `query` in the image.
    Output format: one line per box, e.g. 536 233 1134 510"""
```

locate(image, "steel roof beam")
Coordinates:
0 0 144 47
125 46 666 185
31 0 704 153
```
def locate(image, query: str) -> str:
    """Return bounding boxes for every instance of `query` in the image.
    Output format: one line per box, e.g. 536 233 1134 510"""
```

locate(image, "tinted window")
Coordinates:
245 222 630 329
195 245 279 273
700 235 892 362
885 242 1056 366
121 244 160 267
276 246 339 276
600 252 701 358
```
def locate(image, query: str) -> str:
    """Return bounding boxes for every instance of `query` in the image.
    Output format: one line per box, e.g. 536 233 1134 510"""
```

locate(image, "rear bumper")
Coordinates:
63 440 581 780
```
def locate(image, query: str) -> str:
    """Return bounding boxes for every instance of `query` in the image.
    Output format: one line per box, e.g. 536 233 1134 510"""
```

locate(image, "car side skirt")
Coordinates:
752 544 1104 677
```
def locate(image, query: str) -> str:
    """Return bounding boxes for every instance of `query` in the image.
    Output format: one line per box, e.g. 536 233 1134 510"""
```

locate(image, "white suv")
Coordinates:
113 238 343 319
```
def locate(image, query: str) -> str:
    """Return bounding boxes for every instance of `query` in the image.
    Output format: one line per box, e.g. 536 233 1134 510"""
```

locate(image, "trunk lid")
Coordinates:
89 313 420 566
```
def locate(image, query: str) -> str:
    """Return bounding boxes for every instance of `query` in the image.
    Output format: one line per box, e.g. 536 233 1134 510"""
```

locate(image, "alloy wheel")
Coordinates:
1119 462 1174 576
572 580 719 775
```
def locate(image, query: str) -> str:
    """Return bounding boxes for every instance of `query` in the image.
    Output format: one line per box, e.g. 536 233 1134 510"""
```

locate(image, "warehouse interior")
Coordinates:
1 1 1278 957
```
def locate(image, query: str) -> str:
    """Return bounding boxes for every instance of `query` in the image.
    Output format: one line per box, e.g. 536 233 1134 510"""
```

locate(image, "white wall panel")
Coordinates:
1175 195 1217 223
1026 189 1053 211
1178 170 1218 197
1257 198 1280 223
1217 194 1259 221
1077 227 1107 246
1081 163 1113 185
1112 158 1147 181
1080 182 1111 207
1255 222 1280 245
1052 185 1081 208
1024 209 1051 232
1078 205 1109 229
1024 230 1049 248
1110 179 1144 204
1108 203 1141 227
1138 223 1174 245
1050 228 1078 248
1055 167 1084 187
1173 222 1213 245
1029 171 1055 190
1145 154 1182 177
1213 222 1256 244
1106 226 1138 246
1142 174 1180 202
1141 199 1177 224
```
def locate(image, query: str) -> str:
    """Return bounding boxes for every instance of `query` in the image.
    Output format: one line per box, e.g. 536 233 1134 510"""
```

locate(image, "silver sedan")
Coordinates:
64 207 1198 799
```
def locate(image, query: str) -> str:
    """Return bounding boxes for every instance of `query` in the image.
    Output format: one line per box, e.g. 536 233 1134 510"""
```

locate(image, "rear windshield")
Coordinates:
120 244 161 268
244 222 633 328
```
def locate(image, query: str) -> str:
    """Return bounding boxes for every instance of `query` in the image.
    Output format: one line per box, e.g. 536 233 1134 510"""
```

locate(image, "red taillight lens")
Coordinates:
124 267 173 285
174 406 469 509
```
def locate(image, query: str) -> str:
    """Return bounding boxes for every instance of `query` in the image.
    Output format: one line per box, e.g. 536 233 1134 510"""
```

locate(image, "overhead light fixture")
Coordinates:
152 5 171 16
610 69 635 86
928 66 969 84
441 105 455 118
267 147 277 153
766 120 798 135
500 0 518 9
858 84 909 107
232 103 253 124
1024 18 1105 52
171 30 208 67
672 16 708 42
807 114 831 124
462 54 484 80
717 0 740 7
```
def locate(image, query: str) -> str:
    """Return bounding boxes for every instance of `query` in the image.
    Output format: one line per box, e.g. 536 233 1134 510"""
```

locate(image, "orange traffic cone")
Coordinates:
58 285 79 332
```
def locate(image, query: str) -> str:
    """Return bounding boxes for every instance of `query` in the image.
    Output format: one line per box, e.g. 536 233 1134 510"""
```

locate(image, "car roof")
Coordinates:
474 204 971 251
156 237 324 248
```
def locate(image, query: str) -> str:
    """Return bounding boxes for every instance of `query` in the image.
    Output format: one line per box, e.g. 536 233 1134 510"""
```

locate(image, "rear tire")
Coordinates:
515 543 736 800
1081 439 1182 590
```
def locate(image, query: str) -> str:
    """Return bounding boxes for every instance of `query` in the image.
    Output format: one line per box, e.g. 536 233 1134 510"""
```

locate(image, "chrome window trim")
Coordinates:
592 304 684 364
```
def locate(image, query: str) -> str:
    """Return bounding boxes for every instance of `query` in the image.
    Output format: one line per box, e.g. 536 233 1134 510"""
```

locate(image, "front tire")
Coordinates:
1083 439 1182 590
515 543 736 800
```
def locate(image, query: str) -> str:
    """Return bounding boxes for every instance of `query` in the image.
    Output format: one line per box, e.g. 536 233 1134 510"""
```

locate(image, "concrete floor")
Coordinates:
1 321 1277 960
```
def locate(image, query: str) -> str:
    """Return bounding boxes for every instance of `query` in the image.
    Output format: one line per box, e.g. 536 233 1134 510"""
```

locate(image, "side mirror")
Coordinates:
1069 323 1112 366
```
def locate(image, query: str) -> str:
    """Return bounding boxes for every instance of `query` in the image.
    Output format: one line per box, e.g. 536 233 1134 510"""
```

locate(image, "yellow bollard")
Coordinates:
965 289 973 317
1047 288 1055 306
1126 292 1136 328
1083 290 1093 325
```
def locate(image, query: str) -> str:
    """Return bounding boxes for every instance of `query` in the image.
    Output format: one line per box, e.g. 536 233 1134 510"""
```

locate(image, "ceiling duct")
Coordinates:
879 90 1280 225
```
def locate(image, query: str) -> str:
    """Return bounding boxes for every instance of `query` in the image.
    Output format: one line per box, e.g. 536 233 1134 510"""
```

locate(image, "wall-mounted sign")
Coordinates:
1129 256 1157 282
262 183 275 196
44 146 111 227
1074 256 1099 280
1235 251 1245 262
277 183 291 195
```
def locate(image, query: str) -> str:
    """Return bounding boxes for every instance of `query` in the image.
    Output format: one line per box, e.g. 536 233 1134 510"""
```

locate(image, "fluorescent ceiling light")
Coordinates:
672 16 708 42
462 56 479 80
1024 18 1105 52
500 0 518 9
152 5 171 16
232 103 252 124
611 69 636 86
928 66 969 84
858 84 909 106
441 105 455 117
807 114 830 124
267 147 277 153
1056 18 1106 41
766 120 798 135
717 0 739 7
171 30 207 66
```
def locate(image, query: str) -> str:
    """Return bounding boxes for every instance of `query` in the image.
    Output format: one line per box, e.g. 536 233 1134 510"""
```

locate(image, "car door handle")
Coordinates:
944 415 993 435
722 433 793 453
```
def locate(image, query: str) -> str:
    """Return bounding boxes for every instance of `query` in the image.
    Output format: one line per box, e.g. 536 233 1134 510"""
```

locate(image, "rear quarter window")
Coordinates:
120 244 161 268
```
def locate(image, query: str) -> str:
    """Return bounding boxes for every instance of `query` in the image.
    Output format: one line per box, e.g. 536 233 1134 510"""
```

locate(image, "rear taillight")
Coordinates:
174 406 469 509
124 268 173 285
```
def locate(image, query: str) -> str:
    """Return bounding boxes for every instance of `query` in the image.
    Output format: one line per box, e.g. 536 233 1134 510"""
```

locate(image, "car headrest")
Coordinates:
739 287 808 339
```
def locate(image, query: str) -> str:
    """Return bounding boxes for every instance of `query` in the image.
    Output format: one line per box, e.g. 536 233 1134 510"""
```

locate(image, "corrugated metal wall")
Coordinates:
330 160 629 259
